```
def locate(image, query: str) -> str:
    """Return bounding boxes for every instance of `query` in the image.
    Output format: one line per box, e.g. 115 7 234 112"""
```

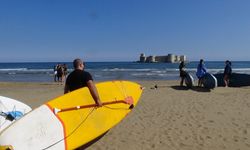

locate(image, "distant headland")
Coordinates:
138 53 187 63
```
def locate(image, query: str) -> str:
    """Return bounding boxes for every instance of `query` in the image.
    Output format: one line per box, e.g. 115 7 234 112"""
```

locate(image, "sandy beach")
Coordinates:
1 80 250 150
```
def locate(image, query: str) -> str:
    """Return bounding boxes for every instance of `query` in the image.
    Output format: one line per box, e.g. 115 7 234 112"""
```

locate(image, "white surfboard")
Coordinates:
202 73 217 89
185 72 194 88
0 96 32 132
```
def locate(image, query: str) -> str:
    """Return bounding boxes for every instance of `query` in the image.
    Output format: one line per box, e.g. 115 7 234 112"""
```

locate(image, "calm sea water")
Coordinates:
0 61 250 82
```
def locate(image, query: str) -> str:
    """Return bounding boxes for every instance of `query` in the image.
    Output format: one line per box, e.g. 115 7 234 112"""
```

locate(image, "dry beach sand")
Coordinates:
1 80 250 150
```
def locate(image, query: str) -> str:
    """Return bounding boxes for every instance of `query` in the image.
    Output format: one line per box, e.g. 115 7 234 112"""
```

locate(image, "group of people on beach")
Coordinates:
54 64 68 83
179 59 232 87
62 58 233 108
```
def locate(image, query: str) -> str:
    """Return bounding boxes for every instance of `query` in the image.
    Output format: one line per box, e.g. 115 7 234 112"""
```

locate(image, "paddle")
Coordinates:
53 96 134 114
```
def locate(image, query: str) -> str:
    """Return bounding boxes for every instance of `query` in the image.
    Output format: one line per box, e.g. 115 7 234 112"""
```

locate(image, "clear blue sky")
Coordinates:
0 0 250 62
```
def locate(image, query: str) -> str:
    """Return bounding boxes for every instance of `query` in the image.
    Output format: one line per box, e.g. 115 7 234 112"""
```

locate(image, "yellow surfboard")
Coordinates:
0 81 143 150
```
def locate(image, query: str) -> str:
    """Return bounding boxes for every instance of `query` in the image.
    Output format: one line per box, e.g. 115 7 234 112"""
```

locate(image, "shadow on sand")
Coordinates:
75 131 109 150
170 85 189 91
171 85 211 92
151 84 211 92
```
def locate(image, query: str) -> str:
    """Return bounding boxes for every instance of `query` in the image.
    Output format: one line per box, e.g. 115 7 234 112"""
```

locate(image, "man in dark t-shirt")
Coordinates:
64 59 102 107
66 70 92 91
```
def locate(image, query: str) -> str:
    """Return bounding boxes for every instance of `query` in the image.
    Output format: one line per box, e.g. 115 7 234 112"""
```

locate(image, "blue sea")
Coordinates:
0 61 250 82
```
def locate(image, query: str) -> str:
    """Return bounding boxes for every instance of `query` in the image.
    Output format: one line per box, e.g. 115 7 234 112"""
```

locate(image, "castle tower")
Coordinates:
175 55 180 62
167 54 175 63
140 53 146 62
148 56 155 63
180 55 187 62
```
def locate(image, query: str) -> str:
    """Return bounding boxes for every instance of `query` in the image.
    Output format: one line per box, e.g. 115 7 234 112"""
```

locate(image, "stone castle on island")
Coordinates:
138 53 187 63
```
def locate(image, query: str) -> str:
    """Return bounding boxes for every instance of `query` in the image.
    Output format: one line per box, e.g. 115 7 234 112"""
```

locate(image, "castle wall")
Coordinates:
139 53 187 63
155 56 167 62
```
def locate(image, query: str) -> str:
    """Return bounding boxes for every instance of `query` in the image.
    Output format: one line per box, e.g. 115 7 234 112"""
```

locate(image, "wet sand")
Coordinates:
1 81 250 150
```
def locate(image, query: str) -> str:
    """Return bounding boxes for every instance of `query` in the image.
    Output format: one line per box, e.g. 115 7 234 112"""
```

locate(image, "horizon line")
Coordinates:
0 60 250 63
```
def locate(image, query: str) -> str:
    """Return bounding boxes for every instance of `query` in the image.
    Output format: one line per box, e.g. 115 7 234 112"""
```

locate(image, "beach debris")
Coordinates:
150 84 158 89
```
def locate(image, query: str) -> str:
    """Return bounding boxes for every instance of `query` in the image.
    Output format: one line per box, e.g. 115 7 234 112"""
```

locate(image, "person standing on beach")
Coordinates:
63 64 68 76
64 58 102 107
53 64 58 82
196 59 207 87
57 64 63 83
179 61 186 86
223 60 232 87
62 64 68 82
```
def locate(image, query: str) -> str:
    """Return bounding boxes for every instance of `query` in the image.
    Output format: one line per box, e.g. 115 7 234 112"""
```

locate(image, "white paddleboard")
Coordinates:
185 72 194 88
202 73 217 89
0 96 32 132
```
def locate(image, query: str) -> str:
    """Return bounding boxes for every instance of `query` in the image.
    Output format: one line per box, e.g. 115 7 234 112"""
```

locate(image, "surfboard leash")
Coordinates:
53 97 134 114
103 105 132 110
42 107 96 150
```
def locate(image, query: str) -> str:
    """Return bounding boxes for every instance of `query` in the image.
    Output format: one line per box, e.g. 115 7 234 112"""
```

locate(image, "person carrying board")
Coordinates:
64 58 102 107
179 61 187 86
196 59 207 87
